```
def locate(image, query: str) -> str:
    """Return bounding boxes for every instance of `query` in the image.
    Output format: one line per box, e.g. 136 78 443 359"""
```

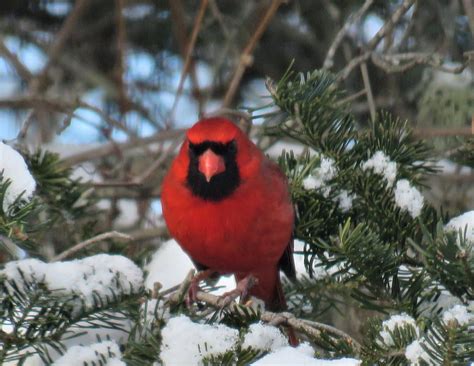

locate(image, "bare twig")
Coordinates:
360 62 376 121
371 52 474 74
168 0 209 124
0 38 32 81
208 0 232 39
323 0 374 69
366 0 416 51
0 235 22 260
335 89 367 106
413 127 474 138
169 0 204 114
126 226 168 242
114 0 129 113
338 0 416 81
52 231 132 261
135 138 182 184
462 0 474 38
175 269 196 302
16 110 36 141
30 0 91 92
395 0 418 52
61 128 184 167
222 0 284 107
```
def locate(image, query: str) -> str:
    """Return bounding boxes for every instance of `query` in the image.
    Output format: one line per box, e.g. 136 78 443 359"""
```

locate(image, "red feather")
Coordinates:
161 117 294 311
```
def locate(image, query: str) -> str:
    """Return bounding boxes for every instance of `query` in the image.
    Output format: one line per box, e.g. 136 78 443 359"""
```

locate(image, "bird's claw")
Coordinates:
186 269 215 308
217 274 258 308
186 279 200 308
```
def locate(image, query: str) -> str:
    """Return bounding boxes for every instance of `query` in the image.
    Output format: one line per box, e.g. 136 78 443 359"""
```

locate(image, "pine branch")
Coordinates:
166 274 362 356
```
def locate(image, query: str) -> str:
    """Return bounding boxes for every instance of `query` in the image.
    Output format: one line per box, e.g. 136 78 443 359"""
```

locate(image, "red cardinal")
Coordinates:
161 117 295 313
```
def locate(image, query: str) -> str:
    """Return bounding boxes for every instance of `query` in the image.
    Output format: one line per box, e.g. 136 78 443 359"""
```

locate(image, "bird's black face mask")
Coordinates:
187 140 240 201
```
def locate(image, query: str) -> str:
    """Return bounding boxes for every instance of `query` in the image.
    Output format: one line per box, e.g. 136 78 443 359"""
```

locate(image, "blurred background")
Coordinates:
0 0 473 256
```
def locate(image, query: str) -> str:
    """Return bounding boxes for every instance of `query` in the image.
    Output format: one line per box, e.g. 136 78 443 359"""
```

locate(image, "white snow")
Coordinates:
362 151 397 186
2 254 143 310
52 340 125 366
293 240 346 281
242 323 288 351
394 179 424 218
334 190 354 212
160 315 239 365
379 313 419 346
145 239 235 295
436 159 471 176
0 142 36 212
252 343 360 365
442 304 473 326
405 339 430 366
302 156 337 197
145 239 195 290
445 211 474 244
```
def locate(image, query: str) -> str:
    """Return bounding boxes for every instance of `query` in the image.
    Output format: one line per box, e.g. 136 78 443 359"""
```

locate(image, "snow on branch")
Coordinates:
166 270 362 354
2 254 143 310
52 340 125 366
0 142 36 213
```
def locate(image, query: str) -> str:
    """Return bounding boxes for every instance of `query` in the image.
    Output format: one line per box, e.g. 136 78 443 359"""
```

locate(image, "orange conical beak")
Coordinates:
198 149 225 182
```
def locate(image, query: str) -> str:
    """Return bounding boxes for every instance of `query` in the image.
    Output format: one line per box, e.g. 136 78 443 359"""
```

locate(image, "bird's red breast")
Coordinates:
161 117 294 310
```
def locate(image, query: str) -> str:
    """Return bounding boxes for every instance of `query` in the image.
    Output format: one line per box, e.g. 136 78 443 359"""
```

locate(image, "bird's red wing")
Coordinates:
278 237 296 281
262 158 296 281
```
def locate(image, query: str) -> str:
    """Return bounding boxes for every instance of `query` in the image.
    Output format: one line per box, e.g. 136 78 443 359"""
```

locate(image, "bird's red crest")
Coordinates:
186 117 241 144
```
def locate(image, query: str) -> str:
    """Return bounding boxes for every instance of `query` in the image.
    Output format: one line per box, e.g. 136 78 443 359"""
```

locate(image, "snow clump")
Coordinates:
52 340 125 366
242 323 288 351
252 343 361 365
362 151 397 186
160 315 239 365
302 156 337 197
0 142 36 212
379 313 419 346
393 179 424 218
2 254 143 310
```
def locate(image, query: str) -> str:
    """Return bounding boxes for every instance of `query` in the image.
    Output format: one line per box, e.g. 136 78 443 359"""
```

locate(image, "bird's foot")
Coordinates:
187 269 215 307
217 274 258 307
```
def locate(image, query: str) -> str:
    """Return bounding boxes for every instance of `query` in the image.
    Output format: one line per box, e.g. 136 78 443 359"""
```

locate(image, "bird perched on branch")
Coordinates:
161 117 295 314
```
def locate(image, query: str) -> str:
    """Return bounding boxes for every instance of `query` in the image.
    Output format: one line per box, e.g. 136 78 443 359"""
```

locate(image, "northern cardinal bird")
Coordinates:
161 117 295 313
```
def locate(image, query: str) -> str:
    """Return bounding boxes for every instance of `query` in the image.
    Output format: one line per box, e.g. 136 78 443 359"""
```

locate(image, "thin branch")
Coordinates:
413 127 474 138
114 0 129 113
0 37 32 81
222 0 284 107
360 62 376 121
169 0 205 114
335 89 367 106
338 0 416 81
338 51 371 81
30 0 91 92
462 0 474 38
0 95 138 139
371 52 473 74
61 128 184 167
168 0 209 124
323 0 374 69
16 110 36 141
366 0 416 51
52 231 132 262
